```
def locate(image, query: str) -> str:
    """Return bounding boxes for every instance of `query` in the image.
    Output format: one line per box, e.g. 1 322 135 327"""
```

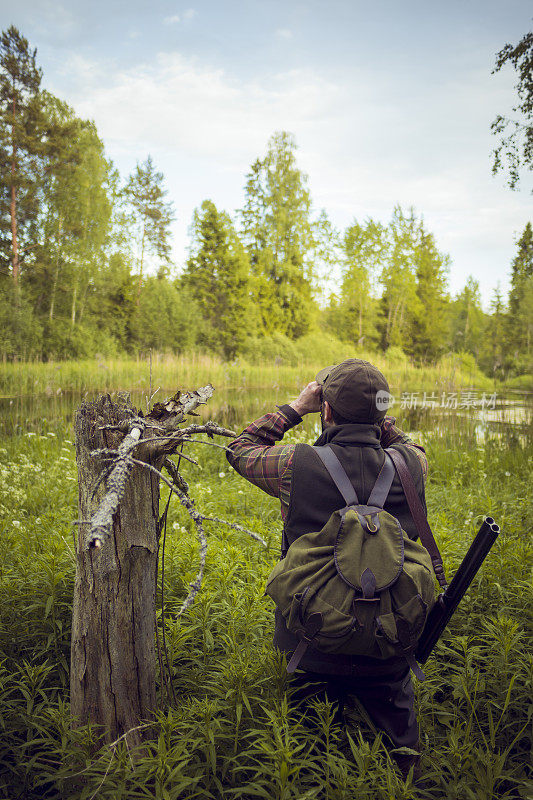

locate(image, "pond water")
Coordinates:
1 384 531 444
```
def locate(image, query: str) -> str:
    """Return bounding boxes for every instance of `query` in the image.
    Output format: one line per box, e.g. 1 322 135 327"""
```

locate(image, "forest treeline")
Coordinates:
1 26 532 379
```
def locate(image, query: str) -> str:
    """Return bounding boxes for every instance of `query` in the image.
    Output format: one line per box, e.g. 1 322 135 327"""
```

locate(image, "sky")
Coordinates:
3 0 532 306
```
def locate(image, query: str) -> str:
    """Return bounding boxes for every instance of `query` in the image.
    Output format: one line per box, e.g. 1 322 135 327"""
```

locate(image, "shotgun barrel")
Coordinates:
416 516 501 664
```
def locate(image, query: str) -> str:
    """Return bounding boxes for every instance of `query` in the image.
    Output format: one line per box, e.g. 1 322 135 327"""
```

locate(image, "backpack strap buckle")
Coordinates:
286 612 323 674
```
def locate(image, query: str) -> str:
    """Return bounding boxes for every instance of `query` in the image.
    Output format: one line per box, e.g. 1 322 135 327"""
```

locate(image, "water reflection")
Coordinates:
0 386 531 444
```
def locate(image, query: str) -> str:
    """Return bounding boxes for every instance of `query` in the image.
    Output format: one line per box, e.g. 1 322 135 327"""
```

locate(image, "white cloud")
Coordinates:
276 28 293 40
183 9 196 21
164 14 181 25
66 52 341 163
59 48 531 299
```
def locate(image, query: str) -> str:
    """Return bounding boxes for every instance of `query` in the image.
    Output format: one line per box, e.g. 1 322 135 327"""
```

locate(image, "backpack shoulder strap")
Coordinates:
366 452 395 508
313 446 359 506
314 446 397 509
386 447 447 587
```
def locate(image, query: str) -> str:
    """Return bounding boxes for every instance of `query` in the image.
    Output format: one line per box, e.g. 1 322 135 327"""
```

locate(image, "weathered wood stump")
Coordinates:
71 394 159 748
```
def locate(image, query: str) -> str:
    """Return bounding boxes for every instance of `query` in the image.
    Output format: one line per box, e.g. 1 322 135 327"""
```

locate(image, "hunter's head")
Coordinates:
316 359 392 427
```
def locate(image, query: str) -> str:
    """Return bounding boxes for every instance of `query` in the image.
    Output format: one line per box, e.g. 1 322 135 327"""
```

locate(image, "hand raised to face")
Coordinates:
289 381 323 417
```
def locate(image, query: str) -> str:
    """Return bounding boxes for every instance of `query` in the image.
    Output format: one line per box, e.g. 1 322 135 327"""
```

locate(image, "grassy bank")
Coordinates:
0 406 531 799
0 346 495 398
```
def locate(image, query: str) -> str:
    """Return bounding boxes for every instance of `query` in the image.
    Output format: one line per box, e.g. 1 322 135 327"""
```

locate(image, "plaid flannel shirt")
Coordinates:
226 405 428 521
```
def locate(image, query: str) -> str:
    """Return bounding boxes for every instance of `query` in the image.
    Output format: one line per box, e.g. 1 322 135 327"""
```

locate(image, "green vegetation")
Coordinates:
0 400 531 799
1 26 532 386
0 19 531 800
491 30 533 190
0 346 494 399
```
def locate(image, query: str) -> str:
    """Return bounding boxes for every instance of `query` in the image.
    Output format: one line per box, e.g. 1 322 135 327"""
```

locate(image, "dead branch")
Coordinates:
81 385 263 623
162 457 189 494
202 516 267 546
86 417 146 549
84 387 217 549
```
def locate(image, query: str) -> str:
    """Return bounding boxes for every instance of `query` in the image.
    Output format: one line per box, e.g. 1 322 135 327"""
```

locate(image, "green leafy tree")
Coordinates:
409 225 450 361
130 275 200 353
125 155 174 303
29 94 112 329
182 200 253 359
379 207 421 350
491 31 533 190
0 26 42 290
0 279 42 358
449 276 485 358
89 252 136 351
480 285 507 378
324 219 386 347
310 209 342 308
240 132 315 338
340 218 387 347
517 276 533 366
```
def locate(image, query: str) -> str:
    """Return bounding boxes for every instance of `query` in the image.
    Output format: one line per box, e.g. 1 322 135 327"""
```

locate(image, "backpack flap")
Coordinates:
334 507 404 592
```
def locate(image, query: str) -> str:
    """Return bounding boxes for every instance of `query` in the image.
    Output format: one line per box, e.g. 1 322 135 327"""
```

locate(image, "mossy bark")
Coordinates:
71 394 159 747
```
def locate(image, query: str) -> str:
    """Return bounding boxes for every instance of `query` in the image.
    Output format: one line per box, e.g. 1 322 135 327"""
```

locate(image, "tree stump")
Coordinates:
71 394 159 747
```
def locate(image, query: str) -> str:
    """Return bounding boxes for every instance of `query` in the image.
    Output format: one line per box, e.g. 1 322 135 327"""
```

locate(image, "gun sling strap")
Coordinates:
313 445 448 588
385 448 448 588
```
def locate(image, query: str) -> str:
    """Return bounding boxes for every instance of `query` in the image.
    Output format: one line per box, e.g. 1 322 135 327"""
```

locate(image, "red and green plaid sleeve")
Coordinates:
226 404 301 520
226 409 427 522
380 416 428 481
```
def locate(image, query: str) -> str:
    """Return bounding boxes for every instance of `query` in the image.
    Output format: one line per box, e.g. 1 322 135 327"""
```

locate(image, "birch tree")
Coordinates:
125 156 174 304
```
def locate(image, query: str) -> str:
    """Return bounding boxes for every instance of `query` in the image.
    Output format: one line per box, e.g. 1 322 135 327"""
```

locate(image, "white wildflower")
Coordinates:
12 520 21 528
218 472 225 478
25 432 36 437
47 432 56 437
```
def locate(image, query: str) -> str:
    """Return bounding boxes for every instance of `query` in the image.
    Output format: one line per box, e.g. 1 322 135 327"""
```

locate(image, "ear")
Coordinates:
323 400 334 424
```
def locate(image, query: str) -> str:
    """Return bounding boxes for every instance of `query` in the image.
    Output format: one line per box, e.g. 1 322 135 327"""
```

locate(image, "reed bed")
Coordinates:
0 349 494 398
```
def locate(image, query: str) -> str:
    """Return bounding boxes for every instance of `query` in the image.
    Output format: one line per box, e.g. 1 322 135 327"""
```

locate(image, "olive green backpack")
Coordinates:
265 446 447 679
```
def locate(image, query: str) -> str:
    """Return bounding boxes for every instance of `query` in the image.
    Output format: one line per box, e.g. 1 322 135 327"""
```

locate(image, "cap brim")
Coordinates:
315 364 337 385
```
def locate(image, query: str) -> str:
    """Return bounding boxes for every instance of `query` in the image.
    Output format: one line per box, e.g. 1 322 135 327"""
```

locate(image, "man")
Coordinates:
226 358 428 776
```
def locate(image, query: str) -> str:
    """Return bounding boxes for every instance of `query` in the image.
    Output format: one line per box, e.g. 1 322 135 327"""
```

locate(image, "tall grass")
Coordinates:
0 408 531 798
0 347 494 397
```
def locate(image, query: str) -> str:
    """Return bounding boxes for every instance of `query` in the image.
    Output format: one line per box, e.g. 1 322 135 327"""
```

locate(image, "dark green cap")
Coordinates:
315 358 391 423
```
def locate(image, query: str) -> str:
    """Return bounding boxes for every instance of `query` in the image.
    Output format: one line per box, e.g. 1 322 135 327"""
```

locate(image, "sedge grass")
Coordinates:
0 348 495 398
0 404 531 799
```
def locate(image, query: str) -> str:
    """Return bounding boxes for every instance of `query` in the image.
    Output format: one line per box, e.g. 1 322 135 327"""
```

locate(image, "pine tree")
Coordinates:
480 285 506 378
240 132 315 338
410 225 450 361
449 277 485 358
182 200 253 359
0 26 42 290
506 222 533 360
125 155 174 303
